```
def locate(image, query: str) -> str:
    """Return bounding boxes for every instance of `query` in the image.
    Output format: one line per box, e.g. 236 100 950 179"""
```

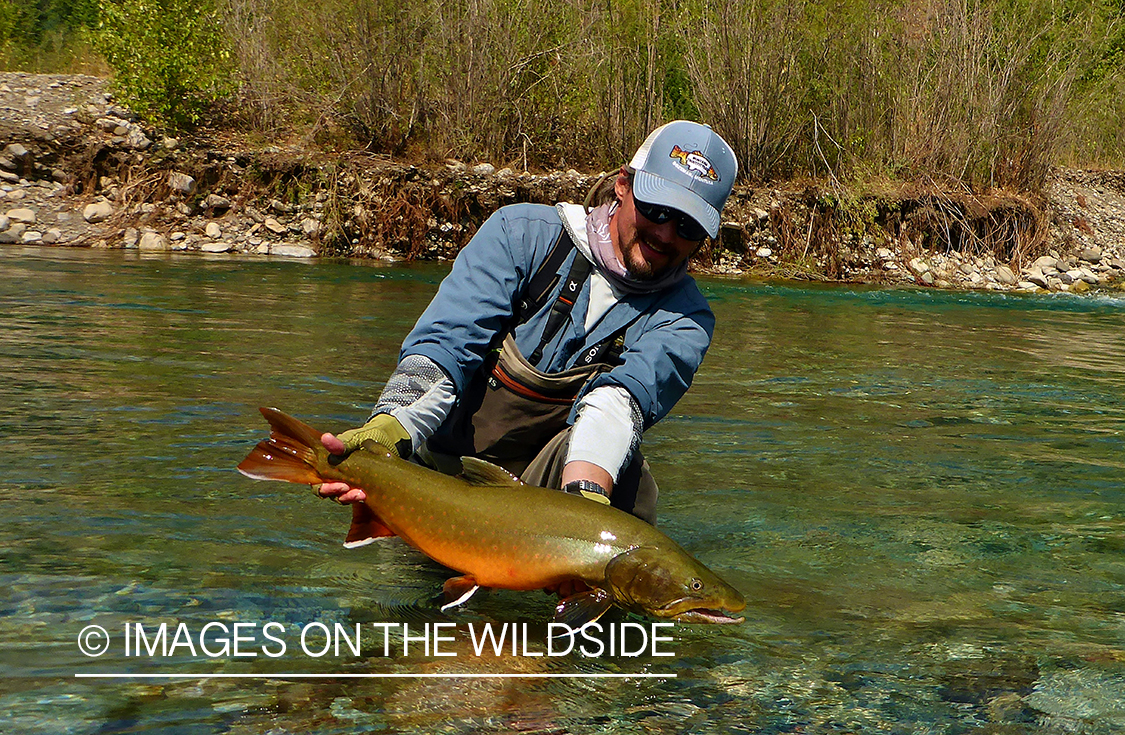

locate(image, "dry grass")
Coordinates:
4 0 1123 193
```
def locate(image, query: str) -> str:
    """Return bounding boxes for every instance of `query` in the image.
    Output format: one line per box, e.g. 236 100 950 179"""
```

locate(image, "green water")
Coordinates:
1 247 1122 733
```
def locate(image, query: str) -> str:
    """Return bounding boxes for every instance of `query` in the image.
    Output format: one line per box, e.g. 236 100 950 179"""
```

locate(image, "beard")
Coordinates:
619 233 660 281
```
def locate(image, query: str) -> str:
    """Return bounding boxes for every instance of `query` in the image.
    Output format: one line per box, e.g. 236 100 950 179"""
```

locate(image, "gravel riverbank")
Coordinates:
2 71 1124 293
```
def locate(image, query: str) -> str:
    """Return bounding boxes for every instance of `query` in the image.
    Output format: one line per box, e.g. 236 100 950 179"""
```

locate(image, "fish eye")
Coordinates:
690 578 703 591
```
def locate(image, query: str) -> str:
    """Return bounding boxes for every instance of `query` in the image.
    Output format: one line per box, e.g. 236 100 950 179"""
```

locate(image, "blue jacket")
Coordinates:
401 203 714 431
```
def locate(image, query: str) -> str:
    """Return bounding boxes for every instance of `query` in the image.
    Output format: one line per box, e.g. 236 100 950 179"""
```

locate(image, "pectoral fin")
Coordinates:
553 588 614 631
440 575 481 611
343 503 396 548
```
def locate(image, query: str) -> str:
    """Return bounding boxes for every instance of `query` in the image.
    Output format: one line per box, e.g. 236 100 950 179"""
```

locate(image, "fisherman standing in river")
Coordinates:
317 121 737 526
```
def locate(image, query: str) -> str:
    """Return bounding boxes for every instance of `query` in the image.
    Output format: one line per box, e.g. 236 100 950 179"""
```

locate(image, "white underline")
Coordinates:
75 672 675 679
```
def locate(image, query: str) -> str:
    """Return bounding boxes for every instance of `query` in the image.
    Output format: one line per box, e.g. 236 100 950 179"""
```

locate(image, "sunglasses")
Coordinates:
632 197 709 242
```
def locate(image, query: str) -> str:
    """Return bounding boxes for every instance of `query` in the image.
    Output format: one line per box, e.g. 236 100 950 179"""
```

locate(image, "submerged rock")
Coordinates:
937 653 1040 704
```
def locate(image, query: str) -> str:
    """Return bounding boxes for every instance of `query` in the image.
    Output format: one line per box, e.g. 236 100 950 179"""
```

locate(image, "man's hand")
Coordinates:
314 432 367 504
336 413 412 457
314 415 411 505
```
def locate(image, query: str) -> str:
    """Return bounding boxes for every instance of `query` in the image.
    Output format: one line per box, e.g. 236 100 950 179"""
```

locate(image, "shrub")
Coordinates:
93 0 232 128
0 0 103 72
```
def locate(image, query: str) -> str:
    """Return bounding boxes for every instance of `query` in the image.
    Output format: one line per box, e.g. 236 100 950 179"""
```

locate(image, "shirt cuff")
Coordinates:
372 354 457 452
565 385 642 481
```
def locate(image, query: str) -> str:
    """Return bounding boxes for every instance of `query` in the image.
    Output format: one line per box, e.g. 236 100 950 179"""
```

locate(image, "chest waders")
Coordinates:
426 230 659 523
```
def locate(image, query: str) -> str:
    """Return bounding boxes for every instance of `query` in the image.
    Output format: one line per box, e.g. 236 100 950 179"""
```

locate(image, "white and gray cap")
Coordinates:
628 120 737 239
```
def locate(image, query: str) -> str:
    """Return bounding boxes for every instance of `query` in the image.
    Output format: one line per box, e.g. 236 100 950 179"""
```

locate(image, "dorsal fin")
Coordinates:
459 457 525 487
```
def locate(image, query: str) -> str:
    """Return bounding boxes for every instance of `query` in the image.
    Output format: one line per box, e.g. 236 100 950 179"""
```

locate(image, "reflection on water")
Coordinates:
1 248 1123 733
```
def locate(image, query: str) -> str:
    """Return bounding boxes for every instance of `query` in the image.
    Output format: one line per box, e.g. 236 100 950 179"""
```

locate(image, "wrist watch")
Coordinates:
563 479 611 504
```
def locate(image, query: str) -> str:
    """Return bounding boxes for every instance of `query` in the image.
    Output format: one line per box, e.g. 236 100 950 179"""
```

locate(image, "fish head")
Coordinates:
605 546 746 624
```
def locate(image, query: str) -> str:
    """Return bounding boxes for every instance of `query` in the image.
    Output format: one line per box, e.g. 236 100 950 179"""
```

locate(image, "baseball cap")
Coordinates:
628 120 737 239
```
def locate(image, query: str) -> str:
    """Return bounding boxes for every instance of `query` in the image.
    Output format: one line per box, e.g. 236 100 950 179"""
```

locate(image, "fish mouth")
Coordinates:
655 598 745 625
672 608 745 624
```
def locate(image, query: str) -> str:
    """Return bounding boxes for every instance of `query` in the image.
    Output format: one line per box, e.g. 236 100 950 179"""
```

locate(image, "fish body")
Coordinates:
237 408 745 626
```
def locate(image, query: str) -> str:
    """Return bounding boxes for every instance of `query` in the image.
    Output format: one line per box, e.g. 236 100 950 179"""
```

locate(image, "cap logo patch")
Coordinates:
670 145 719 182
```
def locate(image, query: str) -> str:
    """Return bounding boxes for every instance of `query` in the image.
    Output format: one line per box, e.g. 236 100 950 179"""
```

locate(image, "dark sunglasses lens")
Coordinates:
635 198 708 241
677 218 708 241
634 199 673 224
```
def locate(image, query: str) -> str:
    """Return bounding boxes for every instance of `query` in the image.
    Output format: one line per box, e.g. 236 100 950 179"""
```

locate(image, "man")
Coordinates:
317 120 737 525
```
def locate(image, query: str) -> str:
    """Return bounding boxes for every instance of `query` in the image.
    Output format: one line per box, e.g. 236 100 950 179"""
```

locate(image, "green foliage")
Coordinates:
93 0 231 128
1 0 1123 179
0 0 101 70
0 2 20 44
0 0 99 42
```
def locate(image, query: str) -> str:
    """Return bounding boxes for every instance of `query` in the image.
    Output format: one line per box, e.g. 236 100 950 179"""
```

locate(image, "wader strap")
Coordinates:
527 252 593 366
574 326 628 367
516 229 575 324
515 224 631 369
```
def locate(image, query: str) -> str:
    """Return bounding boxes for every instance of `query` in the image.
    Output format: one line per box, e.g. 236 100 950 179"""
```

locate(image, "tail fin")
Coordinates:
236 407 326 485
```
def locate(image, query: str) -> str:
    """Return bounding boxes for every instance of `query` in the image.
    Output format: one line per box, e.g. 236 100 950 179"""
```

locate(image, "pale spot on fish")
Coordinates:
594 543 612 554
600 531 616 542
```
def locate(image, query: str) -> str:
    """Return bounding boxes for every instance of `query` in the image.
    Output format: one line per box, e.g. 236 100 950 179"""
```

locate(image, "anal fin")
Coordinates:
440 575 481 611
343 503 396 548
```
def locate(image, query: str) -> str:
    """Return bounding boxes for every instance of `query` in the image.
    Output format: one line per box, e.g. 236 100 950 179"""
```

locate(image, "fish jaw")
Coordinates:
654 598 746 624
675 609 745 624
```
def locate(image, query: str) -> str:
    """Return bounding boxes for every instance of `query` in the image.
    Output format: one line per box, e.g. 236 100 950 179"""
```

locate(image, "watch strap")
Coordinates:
563 479 611 505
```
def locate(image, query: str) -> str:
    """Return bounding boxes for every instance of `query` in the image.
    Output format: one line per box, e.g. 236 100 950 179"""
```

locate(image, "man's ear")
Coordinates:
614 169 630 201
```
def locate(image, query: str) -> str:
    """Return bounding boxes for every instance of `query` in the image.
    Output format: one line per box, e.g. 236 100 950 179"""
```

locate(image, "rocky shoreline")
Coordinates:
2 71 1124 294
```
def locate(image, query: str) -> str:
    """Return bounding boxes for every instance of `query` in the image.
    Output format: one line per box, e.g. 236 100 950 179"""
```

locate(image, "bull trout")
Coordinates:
237 407 745 627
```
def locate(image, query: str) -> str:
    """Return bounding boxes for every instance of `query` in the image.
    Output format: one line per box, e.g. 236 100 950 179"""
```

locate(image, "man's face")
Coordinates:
612 174 704 281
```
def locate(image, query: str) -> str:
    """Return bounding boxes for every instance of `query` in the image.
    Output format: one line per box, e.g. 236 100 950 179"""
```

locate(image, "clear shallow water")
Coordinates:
1 246 1123 733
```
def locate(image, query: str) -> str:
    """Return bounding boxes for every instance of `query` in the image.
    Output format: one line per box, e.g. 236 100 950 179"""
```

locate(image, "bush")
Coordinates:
93 0 232 128
0 0 103 72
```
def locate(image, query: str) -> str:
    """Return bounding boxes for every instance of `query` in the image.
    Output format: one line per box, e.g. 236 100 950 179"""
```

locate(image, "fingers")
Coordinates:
314 481 367 504
321 432 347 455
315 481 348 497
316 435 366 503
337 488 367 503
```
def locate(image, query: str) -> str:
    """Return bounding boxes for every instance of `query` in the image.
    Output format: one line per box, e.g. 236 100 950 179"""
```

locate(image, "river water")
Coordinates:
1 247 1122 733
